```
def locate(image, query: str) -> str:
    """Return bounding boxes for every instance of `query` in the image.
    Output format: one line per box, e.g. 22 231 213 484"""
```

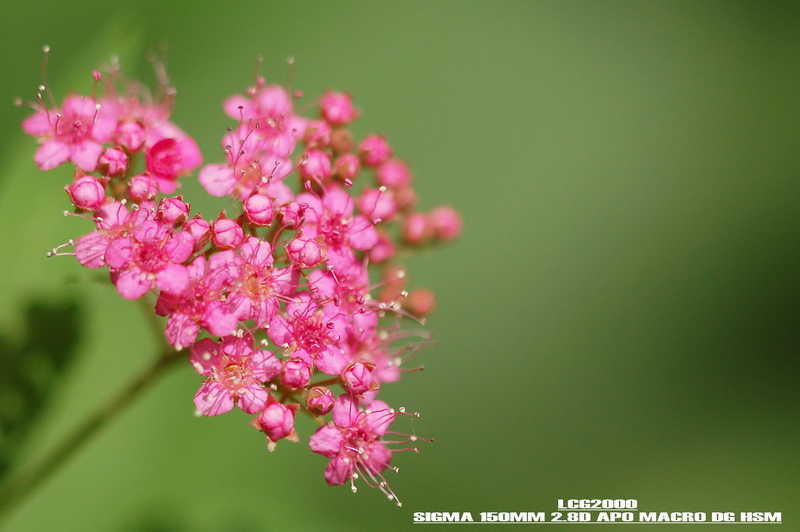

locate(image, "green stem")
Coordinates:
0 347 182 526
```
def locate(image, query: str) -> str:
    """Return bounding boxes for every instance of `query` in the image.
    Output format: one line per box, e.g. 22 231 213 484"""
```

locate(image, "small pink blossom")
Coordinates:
297 186 379 268
226 237 296 327
286 233 323 269
157 196 191 226
405 288 437 317
190 335 281 416
73 201 148 268
303 119 332 148
104 219 194 299
145 137 202 194
23 94 115 171
368 231 395 263
155 255 237 348
309 395 406 505
267 294 349 375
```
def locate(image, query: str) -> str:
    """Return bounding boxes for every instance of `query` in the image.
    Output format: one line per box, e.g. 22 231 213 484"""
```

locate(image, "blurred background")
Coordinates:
1 1 798 531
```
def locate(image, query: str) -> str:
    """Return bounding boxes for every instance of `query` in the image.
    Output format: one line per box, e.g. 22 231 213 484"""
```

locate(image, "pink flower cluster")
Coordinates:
22 57 460 506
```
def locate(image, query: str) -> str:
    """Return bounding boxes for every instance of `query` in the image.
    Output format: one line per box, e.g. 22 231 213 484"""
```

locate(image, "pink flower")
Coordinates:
333 153 360 182
73 201 149 268
190 335 281 416
286 233 323 269
104 219 194 300
224 80 293 122
226 237 296 327
358 187 397 223
281 357 313 390
309 395 406 505
26 59 457 504
198 121 295 200
401 211 433 245
296 186 379 269
303 119 331 149
145 137 202 194
128 175 160 202
23 94 115 171
267 294 349 375
405 288 437 317
155 255 238 349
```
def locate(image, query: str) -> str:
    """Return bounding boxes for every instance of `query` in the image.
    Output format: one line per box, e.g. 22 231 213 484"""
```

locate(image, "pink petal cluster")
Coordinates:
23 58 461 505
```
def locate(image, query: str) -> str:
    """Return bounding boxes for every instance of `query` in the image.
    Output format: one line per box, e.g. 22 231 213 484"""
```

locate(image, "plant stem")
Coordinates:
0 347 182 525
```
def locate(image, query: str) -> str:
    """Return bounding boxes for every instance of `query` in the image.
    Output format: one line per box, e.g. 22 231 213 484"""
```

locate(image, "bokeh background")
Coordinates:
1 1 798 531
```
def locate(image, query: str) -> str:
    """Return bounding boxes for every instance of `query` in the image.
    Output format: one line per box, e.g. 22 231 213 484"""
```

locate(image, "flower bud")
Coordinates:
97 147 128 177
393 185 417 211
128 174 159 202
212 216 244 250
359 134 392 167
330 128 354 154
303 119 331 148
358 187 397 222
281 358 312 390
368 231 395 263
405 288 437 317
320 91 358 126
401 212 433 245
286 235 322 268
299 149 332 181
430 206 462 241
117 121 145 152
333 153 360 182
306 386 335 416
376 158 411 188
341 362 378 396
184 215 210 251
158 196 190 225
244 194 274 226
256 399 297 444
65 175 106 211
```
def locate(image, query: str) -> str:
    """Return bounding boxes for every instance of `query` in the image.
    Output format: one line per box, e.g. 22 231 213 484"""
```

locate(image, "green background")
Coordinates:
1 1 798 531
